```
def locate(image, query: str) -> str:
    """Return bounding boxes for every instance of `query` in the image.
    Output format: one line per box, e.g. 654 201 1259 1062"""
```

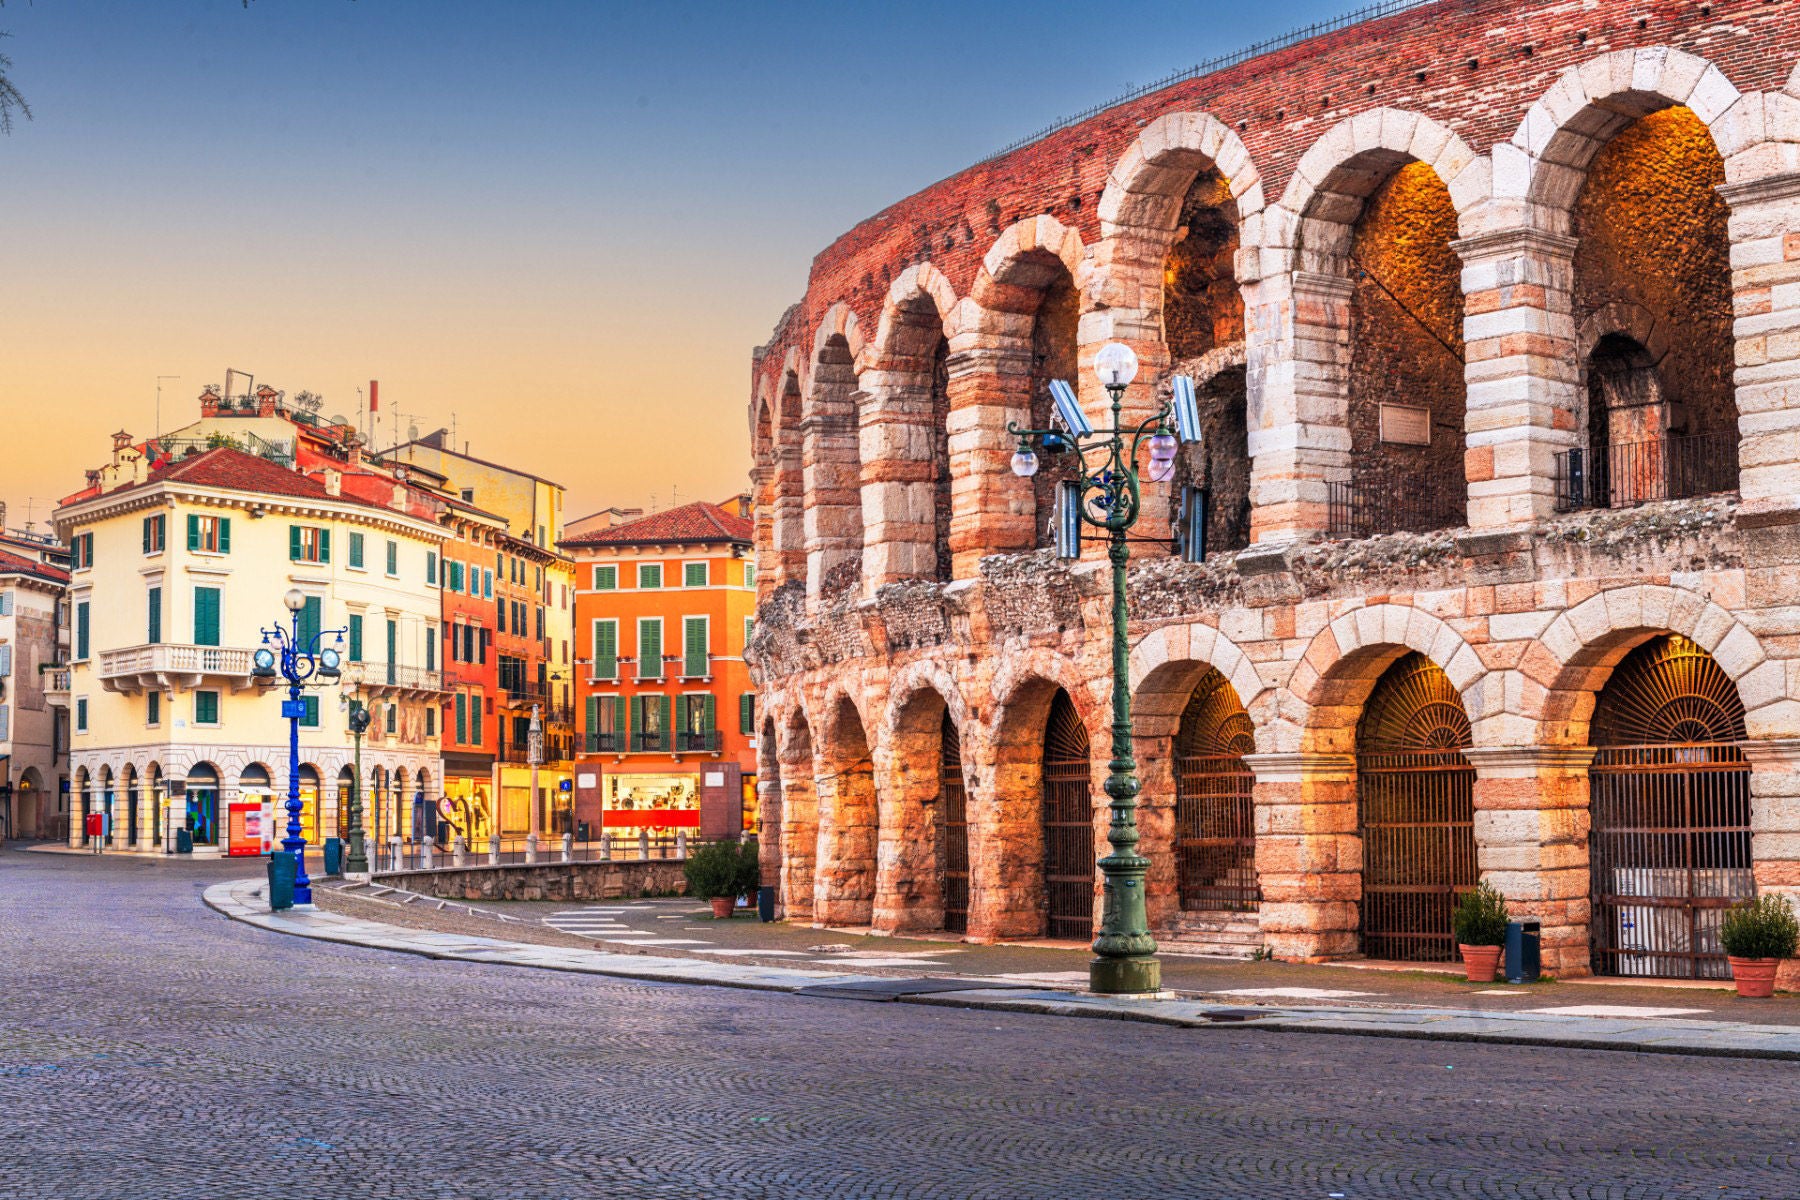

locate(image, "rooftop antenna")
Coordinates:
155 375 180 438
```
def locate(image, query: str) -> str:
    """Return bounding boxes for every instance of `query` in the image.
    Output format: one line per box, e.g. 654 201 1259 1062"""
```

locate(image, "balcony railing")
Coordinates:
43 667 70 705
97 643 252 692
362 662 446 694
585 731 621 754
1326 478 1463 540
630 729 670 753
1555 432 1739 513
675 729 721 754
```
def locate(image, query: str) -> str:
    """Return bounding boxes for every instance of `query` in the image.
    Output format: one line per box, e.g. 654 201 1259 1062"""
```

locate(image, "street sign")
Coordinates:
281 699 308 720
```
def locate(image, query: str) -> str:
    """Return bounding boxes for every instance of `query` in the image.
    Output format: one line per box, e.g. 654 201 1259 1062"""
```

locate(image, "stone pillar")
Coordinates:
779 774 818 923
771 440 806 586
1720 174 1800 517
966 735 1042 942
1243 752 1359 960
858 364 938 592
812 757 876 928
755 774 784 917
1452 227 1580 530
1739 738 1800 990
1132 728 1180 935
1463 746 1595 977
870 735 943 935
1245 272 1351 543
801 398 863 609
943 337 1035 578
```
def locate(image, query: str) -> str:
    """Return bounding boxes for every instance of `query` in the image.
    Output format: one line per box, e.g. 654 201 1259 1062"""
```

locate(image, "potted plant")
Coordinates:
1452 881 1509 983
1720 894 1798 998
684 839 746 918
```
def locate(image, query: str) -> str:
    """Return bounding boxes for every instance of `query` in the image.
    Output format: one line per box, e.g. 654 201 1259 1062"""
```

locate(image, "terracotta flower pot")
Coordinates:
1459 943 1503 983
710 896 734 920
1729 956 1780 998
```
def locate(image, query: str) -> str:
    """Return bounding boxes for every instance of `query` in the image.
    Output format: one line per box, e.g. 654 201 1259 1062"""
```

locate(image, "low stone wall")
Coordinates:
378 860 689 903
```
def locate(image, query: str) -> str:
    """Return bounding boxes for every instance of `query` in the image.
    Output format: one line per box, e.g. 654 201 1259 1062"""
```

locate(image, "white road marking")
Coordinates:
1521 1004 1710 1018
1213 987 1382 999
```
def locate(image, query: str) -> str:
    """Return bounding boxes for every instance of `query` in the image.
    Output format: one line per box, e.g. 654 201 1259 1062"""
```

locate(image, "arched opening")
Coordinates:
938 712 970 934
1564 107 1737 510
815 697 877 926
299 765 322 844
240 764 274 845
1026 270 1080 552
773 372 806 582
99 767 116 846
393 768 410 844
336 765 355 839
1336 161 1466 537
880 685 966 934
186 763 220 846
415 767 434 842
1164 168 1250 555
1355 652 1475 961
805 333 866 599
1042 688 1095 939
1174 669 1257 912
16 765 42 839
1588 634 1750 980
864 279 954 587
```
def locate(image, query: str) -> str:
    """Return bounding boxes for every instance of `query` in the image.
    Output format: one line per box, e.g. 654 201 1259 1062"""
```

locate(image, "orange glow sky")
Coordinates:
0 1 1344 530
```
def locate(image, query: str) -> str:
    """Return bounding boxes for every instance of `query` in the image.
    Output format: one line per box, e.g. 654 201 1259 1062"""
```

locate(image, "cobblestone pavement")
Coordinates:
6 847 1800 1200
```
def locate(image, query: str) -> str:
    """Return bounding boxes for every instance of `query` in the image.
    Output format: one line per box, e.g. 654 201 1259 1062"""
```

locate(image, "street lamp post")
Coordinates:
341 666 372 874
1007 341 1202 996
252 588 345 906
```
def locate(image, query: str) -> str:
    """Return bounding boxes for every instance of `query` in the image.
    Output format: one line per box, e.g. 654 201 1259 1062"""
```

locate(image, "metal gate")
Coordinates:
1589 635 1750 980
939 713 970 934
1356 652 1476 962
1043 690 1095 940
1175 670 1258 911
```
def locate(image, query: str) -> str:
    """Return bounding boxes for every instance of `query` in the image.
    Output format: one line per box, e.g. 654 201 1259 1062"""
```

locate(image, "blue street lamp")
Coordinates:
253 588 344 906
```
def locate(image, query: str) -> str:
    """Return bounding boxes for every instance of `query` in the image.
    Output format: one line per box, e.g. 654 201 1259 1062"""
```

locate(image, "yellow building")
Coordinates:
55 441 445 856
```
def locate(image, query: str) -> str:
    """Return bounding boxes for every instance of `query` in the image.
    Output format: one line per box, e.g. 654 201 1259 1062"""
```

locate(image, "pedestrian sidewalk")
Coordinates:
204 877 1800 1062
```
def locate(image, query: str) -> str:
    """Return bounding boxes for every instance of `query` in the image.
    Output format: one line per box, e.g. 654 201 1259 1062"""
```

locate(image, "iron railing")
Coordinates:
675 730 721 754
1326 478 1463 540
370 832 732 873
585 731 621 754
1555 432 1739 512
630 729 670 753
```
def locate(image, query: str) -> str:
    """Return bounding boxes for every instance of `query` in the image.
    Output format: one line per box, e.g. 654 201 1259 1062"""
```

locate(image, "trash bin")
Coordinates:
576 820 591 844
175 828 193 855
267 851 297 912
1505 919 1541 983
757 885 776 923
323 837 343 877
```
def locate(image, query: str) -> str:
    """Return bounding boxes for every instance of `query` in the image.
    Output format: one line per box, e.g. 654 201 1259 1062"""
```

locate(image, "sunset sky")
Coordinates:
0 0 1345 528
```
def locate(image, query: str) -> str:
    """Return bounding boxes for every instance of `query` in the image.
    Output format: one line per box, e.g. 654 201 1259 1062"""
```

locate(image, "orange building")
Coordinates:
562 498 756 841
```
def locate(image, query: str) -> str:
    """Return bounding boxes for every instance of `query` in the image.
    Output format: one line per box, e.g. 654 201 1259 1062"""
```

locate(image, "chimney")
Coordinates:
322 469 342 497
255 385 280 417
199 387 221 418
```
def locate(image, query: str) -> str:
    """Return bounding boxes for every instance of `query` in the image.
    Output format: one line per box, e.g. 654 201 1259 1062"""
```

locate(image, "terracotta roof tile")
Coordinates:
0 548 69 584
559 501 751 548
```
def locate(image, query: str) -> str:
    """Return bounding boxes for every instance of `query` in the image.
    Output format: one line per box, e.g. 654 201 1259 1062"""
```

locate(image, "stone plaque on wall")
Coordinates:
1379 403 1432 446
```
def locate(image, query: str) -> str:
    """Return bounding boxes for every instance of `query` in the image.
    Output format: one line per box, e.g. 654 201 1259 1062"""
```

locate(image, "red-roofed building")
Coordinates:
563 497 758 845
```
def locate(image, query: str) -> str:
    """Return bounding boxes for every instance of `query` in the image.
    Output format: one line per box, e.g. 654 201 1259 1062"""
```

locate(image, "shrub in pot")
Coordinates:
684 840 745 919
1720 894 1798 998
1452 882 1509 983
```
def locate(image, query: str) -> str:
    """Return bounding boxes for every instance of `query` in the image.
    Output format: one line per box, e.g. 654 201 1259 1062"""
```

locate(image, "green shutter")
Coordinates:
427 551 438 585
318 529 330 564
76 603 90 661
455 693 467 743
595 565 616 590
387 541 398 574
193 587 220 647
701 695 716 737
300 696 320 728
685 562 707 587
298 596 321 646
217 518 231 553
196 691 218 724
187 514 200 551
348 614 363 662
674 695 690 740
348 532 364 568
471 693 482 745
289 525 302 561
656 695 671 752
142 518 151 554
425 627 436 672
593 620 617 678
638 620 661 679
683 617 707 677
147 587 162 643
585 696 599 751
740 692 755 734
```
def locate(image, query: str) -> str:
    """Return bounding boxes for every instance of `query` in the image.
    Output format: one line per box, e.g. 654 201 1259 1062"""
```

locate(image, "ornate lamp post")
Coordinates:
341 665 372 874
252 588 345 906
1008 341 1202 996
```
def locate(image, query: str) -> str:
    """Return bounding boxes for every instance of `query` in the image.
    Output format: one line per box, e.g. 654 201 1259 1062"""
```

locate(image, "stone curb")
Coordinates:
203 879 1800 1062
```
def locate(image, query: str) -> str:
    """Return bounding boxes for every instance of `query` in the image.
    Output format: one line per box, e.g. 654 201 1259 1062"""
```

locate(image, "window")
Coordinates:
299 695 320 728
470 693 483 745
483 568 494 599
71 533 94 570
147 691 161 726
586 695 621 752
675 694 715 751
744 616 754 647
194 690 219 726
591 619 618 679
744 561 757 589
637 563 663 590
425 625 436 672
496 602 505 635
448 561 464 593
142 515 166 554
740 692 756 734
385 704 397 735
192 587 221 647
75 601 90 661
386 540 399 576
637 618 663 680
0 592 10 617
427 551 438 586
186 514 231 553
684 561 708 588
297 595 322 647
348 614 364 662
147 586 162 644
425 705 436 738
455 693 468 743
386 620 398 686
75 698 87 733
348 532 366 569
682 616 709 677
289 525 330 564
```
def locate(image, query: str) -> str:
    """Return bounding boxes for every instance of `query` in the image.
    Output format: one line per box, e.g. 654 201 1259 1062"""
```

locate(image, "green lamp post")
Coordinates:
1008 340 1203 996
342 665 372 874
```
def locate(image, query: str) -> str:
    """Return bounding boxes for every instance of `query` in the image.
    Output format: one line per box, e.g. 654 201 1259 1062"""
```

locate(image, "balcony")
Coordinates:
1326 477 1463 540
584 731 621 754
97 643 254 693
42 667 70 707
1555 432 1739 513
674 730 721 755
360 662 446 697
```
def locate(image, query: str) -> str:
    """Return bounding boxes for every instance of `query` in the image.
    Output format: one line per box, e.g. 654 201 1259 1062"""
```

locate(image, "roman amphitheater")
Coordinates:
745 0 1800 981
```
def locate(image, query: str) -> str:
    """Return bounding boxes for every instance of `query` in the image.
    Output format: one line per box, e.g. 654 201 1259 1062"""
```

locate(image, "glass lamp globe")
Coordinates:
1093 342 1139 388
1011 448 1040 478
1147 433 1178 460
1148 457 1177 484
284 588 306 613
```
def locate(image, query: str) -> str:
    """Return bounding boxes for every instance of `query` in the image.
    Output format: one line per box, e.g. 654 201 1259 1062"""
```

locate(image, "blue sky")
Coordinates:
0 0 1351 521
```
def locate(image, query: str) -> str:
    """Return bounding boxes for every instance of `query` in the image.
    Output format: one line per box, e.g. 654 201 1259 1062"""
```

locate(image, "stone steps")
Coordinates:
1160 911 1265 959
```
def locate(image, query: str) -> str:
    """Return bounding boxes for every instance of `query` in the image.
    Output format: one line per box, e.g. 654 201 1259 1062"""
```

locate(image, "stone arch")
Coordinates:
1577 299 1671 367
777 705 819 920
1534 584 1781 741
1290 603 1492 752
1129 621 1268 747
766 368 806 584
802 324 866 605
1097 110 1265 241
811 301 865 368
14 765 42 840
756 713 785 914
875 665 971 934
814 688 877 925
860 264 959 589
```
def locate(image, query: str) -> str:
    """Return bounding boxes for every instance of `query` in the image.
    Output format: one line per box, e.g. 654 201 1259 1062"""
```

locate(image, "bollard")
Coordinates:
676 830 688 859
600 832 612 861
525 832 539 865
452 836 467 867
638 828 650 861
561 832 573 864
388 835 402 872
489 834 501 866
422 835 435 870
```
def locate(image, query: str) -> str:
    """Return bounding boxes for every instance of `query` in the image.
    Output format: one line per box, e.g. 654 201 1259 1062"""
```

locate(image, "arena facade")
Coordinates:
745 0 1800 980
